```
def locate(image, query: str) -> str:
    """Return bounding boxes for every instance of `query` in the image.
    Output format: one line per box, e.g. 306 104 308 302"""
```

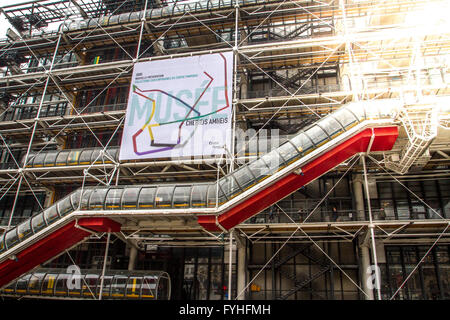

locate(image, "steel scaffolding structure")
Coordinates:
0 0 449 300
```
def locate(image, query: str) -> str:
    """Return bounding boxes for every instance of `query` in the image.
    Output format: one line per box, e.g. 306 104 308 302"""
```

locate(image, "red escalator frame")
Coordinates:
0 217 121 289
197 126 399 231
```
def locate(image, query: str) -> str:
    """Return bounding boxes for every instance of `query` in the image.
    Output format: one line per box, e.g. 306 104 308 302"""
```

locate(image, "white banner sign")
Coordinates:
119 52 233 160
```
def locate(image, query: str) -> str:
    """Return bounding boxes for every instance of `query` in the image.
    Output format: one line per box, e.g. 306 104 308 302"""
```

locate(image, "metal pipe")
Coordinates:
362 156 382 300
98 232 111 300
228 228 233 300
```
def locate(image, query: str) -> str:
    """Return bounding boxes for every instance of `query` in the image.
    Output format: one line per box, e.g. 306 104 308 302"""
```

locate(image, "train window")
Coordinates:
232 166 255 191
43 205 59 224
105 188 124 210
121 187 141 209
17 219 33 241
55 150 70 166
43 150 59 167
319 116 344 139
191 185 208 208
27 272 45 294
155 186 175 208
277 141 301 165
138 187 156 209
31 212 47 233
89 188 108 210
78 149 94 165
57 195 74 217
111 275 128 298
173 186 191 208
32 152 46 167
305 125 329 148
126 276 142 299
247 158 271 181
332 107 359 129
206 184 218 207
67 150 81 165
5 228 19 249
54 274 69 296
42 273 58 295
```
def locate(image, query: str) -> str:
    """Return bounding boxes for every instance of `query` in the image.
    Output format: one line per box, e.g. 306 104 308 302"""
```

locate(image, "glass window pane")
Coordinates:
191 185 208 208
105 188 124 210
348 103 366 120
42 273 57 295
31 212 47 233
28 273 45 294
89 188 108 210
16 274 32 294
332 108 359 129
55 150 70 166
305 125 329 147
43 205 59 224
67 150 82 165
141 276 157 299
261 150 282 174
111 275 128 298
17 219 33 241
0 235 5 254
219 175 240 199
32 152 46 167
247 158 271 181
5 228 19 249
57 195 73 216
82 274 99 298
43 150 59 167
155 186 175 208
277 141 300 165
207 184 218 207
90 149 101 164
232 166 255 191
173 186 191 208
79 149 94 165
55 274 69 296
126 276 142 298
80 189 93 210
70 190 82 210
138 187 156 209
319 115 344 138
99 275 113 298
122 187 140 209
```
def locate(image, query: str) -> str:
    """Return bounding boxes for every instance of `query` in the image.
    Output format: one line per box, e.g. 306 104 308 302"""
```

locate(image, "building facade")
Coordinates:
0 0 449 300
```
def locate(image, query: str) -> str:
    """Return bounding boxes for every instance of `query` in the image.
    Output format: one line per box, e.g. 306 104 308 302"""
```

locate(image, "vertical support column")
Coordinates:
362 156 382 300
98 232 111 300
128 246 138 271
352 173 374 300
228 229 233 300
235 232 247 300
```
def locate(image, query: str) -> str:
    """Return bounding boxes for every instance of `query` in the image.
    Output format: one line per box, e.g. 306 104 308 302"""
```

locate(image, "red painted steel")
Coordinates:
197 126 399 231
0 217 121 288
